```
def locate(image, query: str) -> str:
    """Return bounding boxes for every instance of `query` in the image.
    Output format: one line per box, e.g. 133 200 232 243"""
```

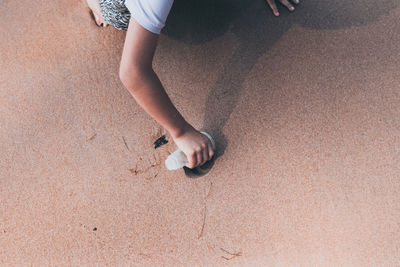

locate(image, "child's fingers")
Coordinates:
279 0 295 11
208 143 215 159
196 149 204 168
186 151 197 169
266 0 280 16
293 0 300 4
201 145 209 166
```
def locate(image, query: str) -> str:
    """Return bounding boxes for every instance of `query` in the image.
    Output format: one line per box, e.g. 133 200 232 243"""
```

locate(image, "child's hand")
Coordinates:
266 0 300 16
171 127 215 169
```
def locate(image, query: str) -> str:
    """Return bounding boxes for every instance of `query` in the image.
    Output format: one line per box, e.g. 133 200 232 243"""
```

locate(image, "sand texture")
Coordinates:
1 0 399 265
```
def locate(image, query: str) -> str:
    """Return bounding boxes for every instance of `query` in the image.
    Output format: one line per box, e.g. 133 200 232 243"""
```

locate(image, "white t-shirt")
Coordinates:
125 0 174 34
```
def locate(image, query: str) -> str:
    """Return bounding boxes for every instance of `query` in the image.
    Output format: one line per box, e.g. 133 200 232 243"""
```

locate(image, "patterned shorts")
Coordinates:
99 0 131 30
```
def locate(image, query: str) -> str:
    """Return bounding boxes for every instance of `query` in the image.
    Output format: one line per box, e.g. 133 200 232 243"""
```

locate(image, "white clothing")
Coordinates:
124 0 174 34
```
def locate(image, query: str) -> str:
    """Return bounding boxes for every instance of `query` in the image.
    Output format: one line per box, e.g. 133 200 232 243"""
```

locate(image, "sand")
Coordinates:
0 0 399 265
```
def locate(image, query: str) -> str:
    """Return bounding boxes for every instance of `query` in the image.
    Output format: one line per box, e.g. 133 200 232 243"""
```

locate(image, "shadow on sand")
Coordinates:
163 0 397 168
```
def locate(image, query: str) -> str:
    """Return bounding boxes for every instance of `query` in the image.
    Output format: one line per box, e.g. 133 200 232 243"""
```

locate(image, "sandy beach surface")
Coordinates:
1 0 399 265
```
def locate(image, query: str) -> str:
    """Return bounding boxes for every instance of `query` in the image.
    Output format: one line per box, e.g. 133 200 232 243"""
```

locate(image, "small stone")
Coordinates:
154 135 168 149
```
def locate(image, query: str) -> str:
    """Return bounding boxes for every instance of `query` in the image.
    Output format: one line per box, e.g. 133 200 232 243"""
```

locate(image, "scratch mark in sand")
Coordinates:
198 205 207 239
205 181 213 199
128 162 139 175
128 155 159 179
87 133 97 141
198 181 213 239
220 247 242 260
139 252 151 258
122 136 130 151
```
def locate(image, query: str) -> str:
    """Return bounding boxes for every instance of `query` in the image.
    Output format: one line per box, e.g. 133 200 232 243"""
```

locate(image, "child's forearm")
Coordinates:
124 67 193 138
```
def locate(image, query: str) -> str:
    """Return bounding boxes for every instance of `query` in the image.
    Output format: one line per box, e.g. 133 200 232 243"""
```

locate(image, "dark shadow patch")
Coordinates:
183 155 216 178
163 0 398 163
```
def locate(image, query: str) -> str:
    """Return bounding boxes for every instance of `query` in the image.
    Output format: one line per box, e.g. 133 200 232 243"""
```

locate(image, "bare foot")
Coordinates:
86 0 108 27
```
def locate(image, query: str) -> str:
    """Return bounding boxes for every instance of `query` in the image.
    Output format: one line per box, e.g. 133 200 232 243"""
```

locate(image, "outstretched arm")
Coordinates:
119 17 190 138
119 18 214 168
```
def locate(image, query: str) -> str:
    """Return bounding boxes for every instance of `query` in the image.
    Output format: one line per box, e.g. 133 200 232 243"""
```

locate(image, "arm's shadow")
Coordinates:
163 0 398 160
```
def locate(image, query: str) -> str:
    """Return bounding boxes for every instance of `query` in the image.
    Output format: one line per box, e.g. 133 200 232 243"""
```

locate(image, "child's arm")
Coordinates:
119 18 214 168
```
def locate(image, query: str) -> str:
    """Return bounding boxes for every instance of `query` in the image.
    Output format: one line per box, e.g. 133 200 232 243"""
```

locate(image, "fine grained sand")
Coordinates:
0 0 399 265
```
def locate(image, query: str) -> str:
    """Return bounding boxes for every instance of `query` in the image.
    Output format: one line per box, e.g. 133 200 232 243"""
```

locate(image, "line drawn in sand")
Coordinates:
198 181 213 239
220 247 242 260
128 154 161 180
